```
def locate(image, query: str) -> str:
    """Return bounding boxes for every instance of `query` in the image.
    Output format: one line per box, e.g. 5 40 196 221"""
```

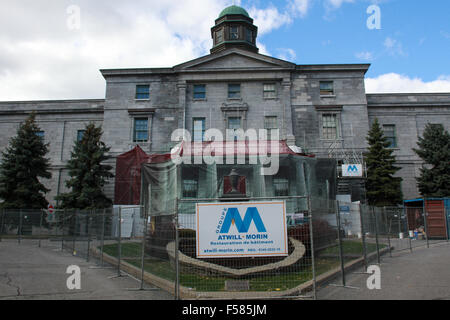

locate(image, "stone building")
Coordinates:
0 5 449 205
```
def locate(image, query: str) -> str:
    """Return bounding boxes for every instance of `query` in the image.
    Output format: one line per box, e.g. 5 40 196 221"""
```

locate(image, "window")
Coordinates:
77 130 85 142
230 26 239 40
322 114 339 140
228 117 242 141
263 83 276 99
273 178 289 196
264 116 278 141
383 124 397 148
136 85 150 100
228 117 241 130
193 84 206 99
193 118 206 142
134 118 149 142
228 84 241 99
183 180 198 198
246 28 253 43
320 81 334 96
182 168 199 198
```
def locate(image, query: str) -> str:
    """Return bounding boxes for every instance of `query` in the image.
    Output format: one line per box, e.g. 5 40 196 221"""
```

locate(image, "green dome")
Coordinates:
218 5 250 18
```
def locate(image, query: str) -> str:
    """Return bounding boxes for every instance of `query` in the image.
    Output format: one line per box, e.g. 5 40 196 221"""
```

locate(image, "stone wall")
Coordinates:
367 93 450 199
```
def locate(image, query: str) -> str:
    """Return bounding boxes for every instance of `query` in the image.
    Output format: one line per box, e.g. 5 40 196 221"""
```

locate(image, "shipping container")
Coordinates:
404 198 450 240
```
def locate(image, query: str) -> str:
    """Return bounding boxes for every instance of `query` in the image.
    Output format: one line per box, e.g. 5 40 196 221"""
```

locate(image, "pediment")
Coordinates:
174 49 295 71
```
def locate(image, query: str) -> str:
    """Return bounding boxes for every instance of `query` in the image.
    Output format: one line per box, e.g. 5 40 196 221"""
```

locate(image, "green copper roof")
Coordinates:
218 5 250 18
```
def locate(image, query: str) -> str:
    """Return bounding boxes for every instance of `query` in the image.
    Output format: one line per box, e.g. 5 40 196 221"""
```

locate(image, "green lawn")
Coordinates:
101 243 345 292
320 240 387 256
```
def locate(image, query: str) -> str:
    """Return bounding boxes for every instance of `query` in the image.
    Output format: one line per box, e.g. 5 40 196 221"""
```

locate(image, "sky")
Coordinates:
0 0 449 101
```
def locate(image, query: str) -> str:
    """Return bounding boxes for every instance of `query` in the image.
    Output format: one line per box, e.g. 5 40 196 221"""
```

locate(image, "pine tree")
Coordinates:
413 123 450 197
364 118 403 206
0 112 52 209
57 123 114 209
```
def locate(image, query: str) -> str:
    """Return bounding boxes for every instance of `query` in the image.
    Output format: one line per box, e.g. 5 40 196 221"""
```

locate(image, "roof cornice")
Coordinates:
296 64 371 74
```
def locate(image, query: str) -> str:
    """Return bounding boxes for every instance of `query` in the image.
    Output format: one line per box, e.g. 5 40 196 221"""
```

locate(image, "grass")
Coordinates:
320 240 387 256
101 242 348 292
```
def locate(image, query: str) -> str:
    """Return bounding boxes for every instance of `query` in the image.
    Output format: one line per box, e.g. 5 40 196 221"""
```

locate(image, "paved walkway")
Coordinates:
0 239 174 300
317 241 450 300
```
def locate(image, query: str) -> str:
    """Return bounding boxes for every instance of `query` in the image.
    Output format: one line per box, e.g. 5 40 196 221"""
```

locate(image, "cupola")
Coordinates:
211 5 259 54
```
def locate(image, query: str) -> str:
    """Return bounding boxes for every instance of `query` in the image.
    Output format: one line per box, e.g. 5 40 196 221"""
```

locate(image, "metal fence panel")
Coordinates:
1 199 447 300
169 196 314 299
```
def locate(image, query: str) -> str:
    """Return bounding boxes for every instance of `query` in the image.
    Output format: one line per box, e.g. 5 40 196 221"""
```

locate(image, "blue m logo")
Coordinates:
220 207 267 233
347 165 359 173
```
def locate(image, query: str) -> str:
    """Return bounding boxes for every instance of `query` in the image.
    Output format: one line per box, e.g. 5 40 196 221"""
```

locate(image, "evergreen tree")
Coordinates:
0 112 52 209
57 123 113 209
364 118 403 206
413 123 450 197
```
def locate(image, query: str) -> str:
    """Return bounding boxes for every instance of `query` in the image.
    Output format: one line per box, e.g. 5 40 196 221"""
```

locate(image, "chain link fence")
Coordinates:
1 198 448 299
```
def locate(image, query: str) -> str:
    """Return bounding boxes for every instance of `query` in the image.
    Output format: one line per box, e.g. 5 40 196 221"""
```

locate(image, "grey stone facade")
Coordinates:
0 8 449 205
367 93 450 198
0 99 104 202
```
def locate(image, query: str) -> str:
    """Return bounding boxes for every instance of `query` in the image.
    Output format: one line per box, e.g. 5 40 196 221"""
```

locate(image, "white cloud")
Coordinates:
326 0 355 9
383 37 407 57
0 0 318 101
276 48 297 61
355 51 373 61
365 73 450 93
0 0 230 101
248 6 292 35
257 41 271 56
288 0 312 18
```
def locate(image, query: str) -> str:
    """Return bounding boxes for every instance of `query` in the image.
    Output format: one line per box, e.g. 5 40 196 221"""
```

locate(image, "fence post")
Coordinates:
422 199 430 248
384 207 392 258
404 205 413 252
443 203 449 243
100 208 106 267
359 203 368 271
18 209 23 244
336 200 346 286
0 208 5 242
174 197 180 300
373 207 381 265
117 206 122 277
39 209 44 248
307 196 317 300
139 205 148 290
86 211 91 262
61 209 66 251
72 210 77 255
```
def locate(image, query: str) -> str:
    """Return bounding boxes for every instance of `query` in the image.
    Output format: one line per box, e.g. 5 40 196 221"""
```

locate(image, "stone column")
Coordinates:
177 81 187 133
282 78 294 142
